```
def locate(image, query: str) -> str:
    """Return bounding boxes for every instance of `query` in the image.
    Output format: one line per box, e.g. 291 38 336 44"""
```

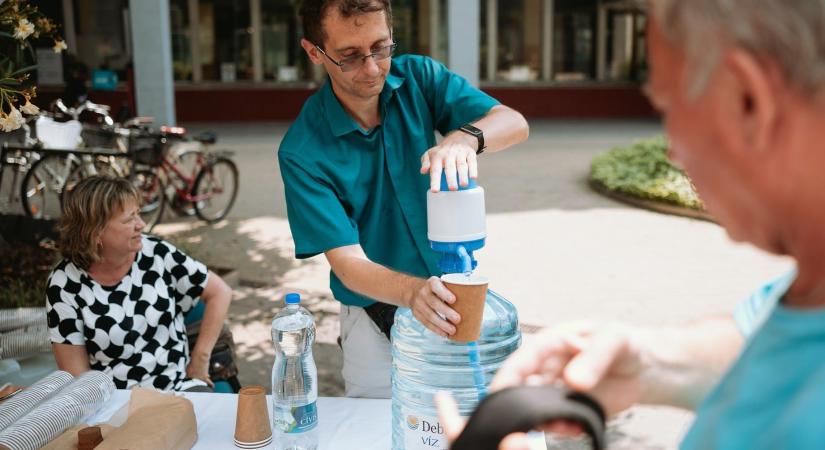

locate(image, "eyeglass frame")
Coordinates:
313 42 398 72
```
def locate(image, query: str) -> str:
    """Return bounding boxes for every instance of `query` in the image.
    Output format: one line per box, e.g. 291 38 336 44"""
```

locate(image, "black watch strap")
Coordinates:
459 124 485 155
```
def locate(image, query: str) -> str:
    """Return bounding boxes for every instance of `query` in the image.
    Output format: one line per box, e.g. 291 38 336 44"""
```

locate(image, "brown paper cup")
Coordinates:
442 273 489 343
234 385 272 449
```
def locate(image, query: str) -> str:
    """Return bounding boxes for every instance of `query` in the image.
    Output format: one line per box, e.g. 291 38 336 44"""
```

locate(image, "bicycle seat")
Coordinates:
194 131 217 145
450 385 607 450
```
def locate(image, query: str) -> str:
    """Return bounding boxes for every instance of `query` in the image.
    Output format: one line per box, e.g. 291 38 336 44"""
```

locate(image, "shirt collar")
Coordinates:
322 71 406 137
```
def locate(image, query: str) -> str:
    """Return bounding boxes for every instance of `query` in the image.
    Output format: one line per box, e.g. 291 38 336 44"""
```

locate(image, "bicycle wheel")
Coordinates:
132 169 165 231
193 157 238 222
21 154 78 219
62 155 124 195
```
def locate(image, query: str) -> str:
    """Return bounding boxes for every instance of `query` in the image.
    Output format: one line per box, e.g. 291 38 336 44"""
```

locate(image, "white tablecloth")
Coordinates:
86 390 391 450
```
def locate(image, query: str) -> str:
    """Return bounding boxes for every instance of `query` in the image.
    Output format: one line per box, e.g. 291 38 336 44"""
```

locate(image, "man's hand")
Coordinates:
420 131 478 192
408 276 462 337
436 322 645 448
186 351 214 388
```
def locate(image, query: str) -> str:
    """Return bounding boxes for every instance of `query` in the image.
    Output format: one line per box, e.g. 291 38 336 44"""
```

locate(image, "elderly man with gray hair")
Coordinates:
437 1 825 448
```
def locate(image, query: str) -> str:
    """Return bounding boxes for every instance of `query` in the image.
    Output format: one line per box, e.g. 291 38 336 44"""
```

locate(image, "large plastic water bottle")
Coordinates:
391 290 521 450
271 293 319 450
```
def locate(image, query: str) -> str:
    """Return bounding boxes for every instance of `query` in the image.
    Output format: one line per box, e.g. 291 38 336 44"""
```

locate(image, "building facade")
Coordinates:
36 0 653 121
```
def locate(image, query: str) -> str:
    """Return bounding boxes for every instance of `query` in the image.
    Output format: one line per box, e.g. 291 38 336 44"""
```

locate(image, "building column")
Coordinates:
542 0 554 81
485 0 497 81
447 0 480 86
250 0 264 82
596 0 608 81
188 0 202 83
429 0 441 61
129 0 176 125
61 0 77 53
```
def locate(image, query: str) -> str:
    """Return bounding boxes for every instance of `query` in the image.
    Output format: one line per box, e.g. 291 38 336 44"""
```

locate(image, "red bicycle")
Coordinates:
131 127 239 230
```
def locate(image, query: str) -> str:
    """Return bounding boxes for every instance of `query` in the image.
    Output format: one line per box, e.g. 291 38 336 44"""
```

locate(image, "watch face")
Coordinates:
461 125 482 136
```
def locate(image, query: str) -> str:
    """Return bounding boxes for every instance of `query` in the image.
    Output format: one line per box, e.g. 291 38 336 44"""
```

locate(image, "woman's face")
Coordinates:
99 200 145 257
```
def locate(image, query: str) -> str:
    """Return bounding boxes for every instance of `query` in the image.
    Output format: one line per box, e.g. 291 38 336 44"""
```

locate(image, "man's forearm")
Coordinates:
471 105 529 154
636 316 743 410
326 246 423 308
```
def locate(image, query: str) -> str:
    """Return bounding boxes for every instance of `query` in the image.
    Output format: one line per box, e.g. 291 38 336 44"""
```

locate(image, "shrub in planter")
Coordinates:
589 135 705 211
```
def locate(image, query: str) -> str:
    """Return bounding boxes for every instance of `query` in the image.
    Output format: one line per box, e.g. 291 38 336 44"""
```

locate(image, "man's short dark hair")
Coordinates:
299 0 393 48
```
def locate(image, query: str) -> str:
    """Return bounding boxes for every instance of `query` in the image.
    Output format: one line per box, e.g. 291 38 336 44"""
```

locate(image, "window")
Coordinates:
170 0 192 81
554 0 596 81
199 0 253 81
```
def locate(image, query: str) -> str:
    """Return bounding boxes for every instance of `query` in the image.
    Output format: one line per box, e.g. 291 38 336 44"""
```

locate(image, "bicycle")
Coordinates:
131 128 239 231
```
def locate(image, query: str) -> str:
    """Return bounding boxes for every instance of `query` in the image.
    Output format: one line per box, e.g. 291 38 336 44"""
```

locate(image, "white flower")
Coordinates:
0 115 11 133
13 18 35 40
53 40 67 53
20 99 39 115
3 105 25 131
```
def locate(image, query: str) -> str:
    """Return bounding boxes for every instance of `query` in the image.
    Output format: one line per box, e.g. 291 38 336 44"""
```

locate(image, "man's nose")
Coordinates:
361 54 381 75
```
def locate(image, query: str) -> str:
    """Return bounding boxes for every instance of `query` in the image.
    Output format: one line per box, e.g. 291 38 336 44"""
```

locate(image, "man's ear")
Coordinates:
301 38 324 65
722 49 781 155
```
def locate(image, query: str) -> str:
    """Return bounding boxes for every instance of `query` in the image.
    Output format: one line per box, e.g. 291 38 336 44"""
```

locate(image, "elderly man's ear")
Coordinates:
721 49 783 155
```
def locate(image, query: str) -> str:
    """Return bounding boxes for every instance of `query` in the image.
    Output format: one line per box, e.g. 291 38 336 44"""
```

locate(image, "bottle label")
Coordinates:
401 409 449 450
274 401 318 433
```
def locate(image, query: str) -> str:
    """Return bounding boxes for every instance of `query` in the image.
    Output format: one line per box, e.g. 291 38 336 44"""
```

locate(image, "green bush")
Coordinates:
589 136 704 210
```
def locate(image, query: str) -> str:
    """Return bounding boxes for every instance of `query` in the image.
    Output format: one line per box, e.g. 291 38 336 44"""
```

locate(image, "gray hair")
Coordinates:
649 0 825 97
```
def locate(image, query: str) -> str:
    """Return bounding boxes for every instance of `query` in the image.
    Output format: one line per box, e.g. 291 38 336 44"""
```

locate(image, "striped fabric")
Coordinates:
0 371 114 450
0 371 73 430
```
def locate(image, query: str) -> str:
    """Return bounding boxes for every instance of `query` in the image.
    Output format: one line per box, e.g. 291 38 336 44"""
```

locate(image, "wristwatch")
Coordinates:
458 124 486 155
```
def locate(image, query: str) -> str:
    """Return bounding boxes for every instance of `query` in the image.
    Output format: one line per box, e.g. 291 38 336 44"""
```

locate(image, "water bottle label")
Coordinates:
274 402 318 433
401 409 449 450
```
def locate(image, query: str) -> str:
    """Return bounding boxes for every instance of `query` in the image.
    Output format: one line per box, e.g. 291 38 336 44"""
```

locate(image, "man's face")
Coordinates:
645 19 775 249
310 9 393 101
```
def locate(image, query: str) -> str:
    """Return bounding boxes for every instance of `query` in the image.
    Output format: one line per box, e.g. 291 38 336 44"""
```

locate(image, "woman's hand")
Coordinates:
186 351 214 388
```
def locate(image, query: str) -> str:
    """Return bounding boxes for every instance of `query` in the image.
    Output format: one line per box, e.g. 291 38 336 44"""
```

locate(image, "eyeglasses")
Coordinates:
314 42 398 72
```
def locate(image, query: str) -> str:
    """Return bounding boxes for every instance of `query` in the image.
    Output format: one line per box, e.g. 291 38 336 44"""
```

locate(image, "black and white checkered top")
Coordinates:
46 235 209 391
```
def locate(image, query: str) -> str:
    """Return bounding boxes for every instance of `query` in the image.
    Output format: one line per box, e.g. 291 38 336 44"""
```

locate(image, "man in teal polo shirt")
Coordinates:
278 0 529 398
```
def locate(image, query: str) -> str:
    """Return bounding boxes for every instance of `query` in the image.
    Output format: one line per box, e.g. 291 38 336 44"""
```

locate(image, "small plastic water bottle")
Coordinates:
271 293 319 450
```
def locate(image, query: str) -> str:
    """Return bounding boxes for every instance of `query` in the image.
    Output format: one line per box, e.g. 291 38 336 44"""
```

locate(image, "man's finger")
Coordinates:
468 151 479 180
428 277 456 304
430 158 444 192
444 153 458 191
420 152 431 174
435 391 465 442
457 157 470 187
490 334 572 391
564 330 628 391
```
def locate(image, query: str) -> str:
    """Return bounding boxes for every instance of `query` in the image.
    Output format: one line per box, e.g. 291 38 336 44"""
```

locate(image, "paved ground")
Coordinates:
150 119 792 449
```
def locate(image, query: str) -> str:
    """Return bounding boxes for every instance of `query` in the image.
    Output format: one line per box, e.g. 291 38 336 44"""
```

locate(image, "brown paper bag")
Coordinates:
95 388 197 450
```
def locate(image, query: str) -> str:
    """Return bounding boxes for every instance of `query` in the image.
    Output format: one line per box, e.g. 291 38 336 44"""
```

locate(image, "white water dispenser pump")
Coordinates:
426 176 486 274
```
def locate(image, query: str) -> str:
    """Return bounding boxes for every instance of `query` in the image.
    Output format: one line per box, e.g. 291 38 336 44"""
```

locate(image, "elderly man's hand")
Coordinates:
420 131 478 192
436 322 645 448
186 351 214 388
408 276 461 338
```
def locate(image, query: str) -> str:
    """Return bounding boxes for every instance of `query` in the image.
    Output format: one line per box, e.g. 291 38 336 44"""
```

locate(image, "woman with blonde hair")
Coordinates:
46 176 232 391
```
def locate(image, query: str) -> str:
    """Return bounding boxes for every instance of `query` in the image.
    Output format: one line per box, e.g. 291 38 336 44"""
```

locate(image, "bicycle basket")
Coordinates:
130 134 164 166
80 125 119 149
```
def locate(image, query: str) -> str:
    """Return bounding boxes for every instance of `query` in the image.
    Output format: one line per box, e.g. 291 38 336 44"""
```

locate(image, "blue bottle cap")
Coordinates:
285 293 301 305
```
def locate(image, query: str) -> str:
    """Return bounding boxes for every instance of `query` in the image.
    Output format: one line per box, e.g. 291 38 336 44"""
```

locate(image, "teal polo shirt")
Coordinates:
278 54 499 307
681 269 825 449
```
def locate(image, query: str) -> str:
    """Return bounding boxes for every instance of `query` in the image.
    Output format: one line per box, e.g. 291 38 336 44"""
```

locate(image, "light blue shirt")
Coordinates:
681 269 825 449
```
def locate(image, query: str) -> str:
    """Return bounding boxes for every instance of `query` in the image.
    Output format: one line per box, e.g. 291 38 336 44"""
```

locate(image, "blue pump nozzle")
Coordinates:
430 239 485 274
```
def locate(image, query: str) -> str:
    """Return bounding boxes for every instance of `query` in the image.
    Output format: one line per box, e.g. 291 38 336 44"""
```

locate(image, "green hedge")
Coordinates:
589 136 705 211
